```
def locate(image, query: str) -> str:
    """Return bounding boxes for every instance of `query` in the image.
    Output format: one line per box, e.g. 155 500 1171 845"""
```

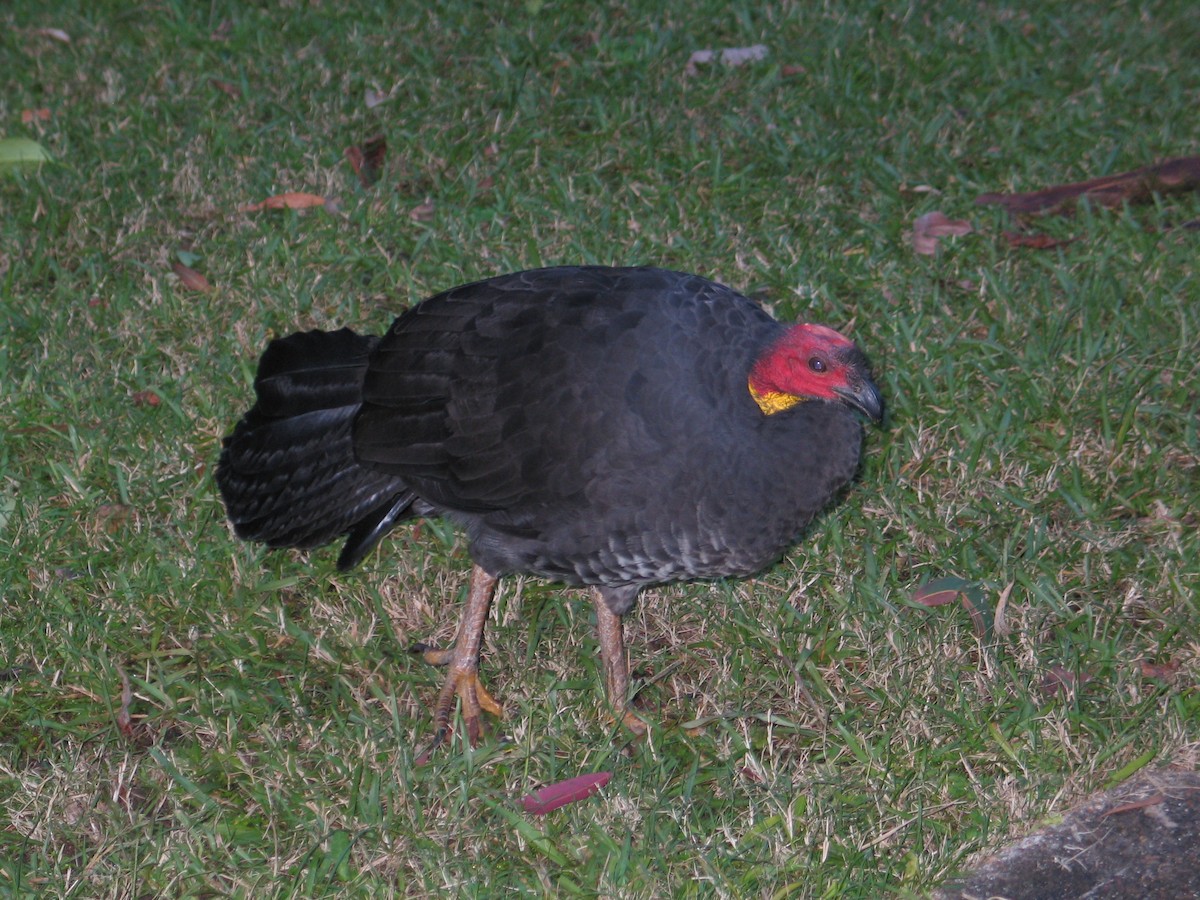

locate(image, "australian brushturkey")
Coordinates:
216 266 882 755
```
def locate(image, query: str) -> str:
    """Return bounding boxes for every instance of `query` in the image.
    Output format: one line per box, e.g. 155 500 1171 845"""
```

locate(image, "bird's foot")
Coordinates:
412 643 503 764
408 565 502 764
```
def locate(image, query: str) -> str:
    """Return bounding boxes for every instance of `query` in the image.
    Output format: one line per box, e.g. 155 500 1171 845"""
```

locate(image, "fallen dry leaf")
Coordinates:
1002 230 1074 250
344 147 366 180
912 580 966 607
209 78 242 100
131 390 161 407
116 667 136 740
344 134 387 188
1101 793 1166 818
21 108 52 124
521 772 612 815
977 155 1200 217
409 197 436 221
10 422 69 437
911 211 973 255
994 582 1015 637
114 666 154 749
364 87 389 109
911 576 992 638
238 192 329 213
1139 658 1181 680
95 503 132 534
685 44 768 75
1039 664 1093 698
171 260 213 293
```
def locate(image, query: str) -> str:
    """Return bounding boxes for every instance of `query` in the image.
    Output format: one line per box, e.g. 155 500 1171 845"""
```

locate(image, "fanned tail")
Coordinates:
216 328 418 570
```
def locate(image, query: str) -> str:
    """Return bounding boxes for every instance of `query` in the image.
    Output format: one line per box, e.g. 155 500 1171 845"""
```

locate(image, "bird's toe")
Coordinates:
417 665 503 762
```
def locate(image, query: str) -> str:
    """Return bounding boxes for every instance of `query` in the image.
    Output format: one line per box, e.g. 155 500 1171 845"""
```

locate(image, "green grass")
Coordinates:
2 0 1198 896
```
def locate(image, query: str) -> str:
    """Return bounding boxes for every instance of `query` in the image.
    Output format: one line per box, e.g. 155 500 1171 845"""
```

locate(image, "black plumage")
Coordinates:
217 266 881 752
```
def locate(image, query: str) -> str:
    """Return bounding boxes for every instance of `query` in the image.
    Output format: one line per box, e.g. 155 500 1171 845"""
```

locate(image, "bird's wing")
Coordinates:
353 267 772 518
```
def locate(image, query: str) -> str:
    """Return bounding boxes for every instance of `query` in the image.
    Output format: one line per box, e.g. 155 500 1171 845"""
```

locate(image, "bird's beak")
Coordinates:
835 378 884 423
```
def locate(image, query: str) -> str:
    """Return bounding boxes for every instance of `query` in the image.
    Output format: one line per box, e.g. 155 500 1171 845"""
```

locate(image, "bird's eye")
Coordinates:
808 357 827 373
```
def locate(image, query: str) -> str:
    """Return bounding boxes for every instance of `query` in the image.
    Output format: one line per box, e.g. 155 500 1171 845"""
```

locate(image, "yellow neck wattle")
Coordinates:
748 381 804 416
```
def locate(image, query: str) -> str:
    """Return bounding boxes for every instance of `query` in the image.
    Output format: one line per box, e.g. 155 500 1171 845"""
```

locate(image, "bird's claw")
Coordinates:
414 663 503 765
411 641 454 666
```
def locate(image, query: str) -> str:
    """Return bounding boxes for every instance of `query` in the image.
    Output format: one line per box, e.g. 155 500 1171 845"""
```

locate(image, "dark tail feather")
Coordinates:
336 491 421 571
216 328 418 567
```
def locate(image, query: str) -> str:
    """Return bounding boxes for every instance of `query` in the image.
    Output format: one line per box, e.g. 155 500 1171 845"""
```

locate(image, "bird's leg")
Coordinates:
592 587 648 738
412 565 502 761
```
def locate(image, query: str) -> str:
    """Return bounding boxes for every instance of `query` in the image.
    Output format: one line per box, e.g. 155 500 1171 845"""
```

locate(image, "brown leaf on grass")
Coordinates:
21 108 51 124
976 155 1200 217
912 580 967 607
115 666 155 748
1002 230 1074 250
238 192 329 213
210 19 233 41
364 88 389 109
521 771 612 815
409 197 436 221
11 422 69 437
911 211 973 255
1139 658 1181 680
994 582 1015 637
344 134 387 188
171 260 213 293
780 64 807 78
209 78 242 100
911 577 993 638
95 503 131 534
131 390 161 407
116 667 136 740
1039 664 1093 698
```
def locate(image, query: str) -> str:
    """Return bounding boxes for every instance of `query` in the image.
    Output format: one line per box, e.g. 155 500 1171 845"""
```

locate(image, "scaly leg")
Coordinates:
412 565 502 762
592 587 648 737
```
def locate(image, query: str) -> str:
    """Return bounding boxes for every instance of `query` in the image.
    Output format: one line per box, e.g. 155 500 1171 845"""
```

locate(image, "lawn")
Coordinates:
2 1 1198 896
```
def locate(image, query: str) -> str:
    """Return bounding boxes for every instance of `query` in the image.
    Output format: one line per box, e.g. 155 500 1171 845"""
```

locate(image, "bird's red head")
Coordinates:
748 323 883 421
